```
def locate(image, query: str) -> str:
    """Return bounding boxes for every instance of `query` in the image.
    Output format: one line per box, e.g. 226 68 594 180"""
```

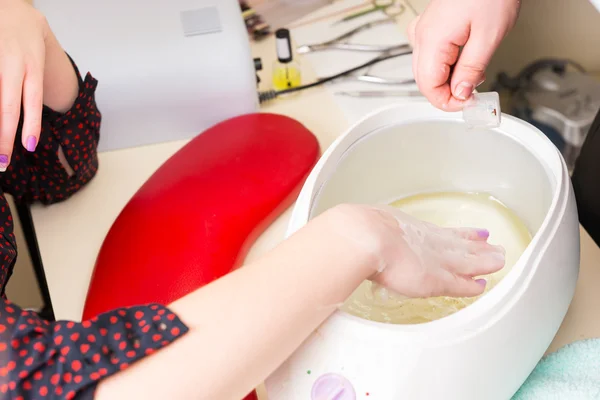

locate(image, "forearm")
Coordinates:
43 30 79 112
95 208 375 400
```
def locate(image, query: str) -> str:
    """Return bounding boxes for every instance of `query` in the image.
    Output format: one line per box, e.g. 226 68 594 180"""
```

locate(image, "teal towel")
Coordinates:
513 339 600 399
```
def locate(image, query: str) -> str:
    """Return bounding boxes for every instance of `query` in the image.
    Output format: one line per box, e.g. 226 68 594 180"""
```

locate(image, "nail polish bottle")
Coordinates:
272 28 301 91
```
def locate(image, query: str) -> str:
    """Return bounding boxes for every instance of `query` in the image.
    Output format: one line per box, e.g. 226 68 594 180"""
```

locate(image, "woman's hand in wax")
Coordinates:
96 203 505 400
407 0 521 111
0 0 78 171
328 204 506 298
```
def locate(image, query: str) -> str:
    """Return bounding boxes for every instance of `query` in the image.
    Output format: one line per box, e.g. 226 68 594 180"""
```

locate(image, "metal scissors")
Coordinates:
297 18 401 54
321 49 415 85
316 44 415 85
338 0 405 23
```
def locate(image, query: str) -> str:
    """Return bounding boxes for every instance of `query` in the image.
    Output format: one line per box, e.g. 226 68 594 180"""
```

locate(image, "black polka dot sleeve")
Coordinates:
1 60 100 204
0 59 190 399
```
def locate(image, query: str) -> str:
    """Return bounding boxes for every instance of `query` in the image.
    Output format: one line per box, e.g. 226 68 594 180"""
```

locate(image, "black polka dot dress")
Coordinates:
0 60 189 399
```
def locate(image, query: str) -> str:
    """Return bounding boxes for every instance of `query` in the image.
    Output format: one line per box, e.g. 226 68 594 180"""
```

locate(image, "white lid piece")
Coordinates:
462 92 502 128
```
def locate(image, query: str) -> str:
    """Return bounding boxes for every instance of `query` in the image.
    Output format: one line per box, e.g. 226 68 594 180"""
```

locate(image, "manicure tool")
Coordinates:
330 73 415 85
287 2 374 29
336 0 405 23
297 18 401 54
335 90 422 97
318 45 414 85
316 43 413 85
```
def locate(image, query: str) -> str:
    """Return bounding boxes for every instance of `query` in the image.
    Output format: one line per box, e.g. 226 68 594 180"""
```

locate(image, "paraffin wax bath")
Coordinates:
340 192 532 324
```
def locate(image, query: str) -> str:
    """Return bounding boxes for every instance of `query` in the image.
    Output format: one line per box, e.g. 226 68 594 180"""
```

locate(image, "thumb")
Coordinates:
406 16 420 86
406 15 419 47
450 32 497 100
441 272 487 298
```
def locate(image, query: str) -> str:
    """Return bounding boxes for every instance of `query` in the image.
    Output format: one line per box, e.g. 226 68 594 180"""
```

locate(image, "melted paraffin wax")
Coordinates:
340 192 532 324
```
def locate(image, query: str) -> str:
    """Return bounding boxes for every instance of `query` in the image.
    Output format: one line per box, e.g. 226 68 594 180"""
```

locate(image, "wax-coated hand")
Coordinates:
0 0 49 170
407 0 521 111
328 204 506 298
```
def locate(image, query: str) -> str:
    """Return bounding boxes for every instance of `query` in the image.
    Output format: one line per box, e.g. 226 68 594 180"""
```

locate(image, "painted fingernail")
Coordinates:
0 155 9 172
475 279 487 287
26 136 37 152
477 229 490 239
455 82 474 100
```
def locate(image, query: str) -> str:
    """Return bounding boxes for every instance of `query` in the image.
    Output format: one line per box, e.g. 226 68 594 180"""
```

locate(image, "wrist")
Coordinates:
321 204 385 279
43 30 79 112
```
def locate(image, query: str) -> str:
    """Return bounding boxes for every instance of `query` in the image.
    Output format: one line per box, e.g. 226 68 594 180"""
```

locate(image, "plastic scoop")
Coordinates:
462 91 501 128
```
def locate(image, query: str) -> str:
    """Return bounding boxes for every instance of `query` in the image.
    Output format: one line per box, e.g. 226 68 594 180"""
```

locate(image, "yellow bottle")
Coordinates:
272 28 301 91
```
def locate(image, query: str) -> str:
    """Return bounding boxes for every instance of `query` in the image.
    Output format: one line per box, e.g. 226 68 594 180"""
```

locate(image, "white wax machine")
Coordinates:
34 0 259 152
266 103 580 399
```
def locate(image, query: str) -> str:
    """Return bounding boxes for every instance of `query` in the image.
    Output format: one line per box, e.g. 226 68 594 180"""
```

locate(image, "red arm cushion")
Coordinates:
83 113 319 400
83 113 319 318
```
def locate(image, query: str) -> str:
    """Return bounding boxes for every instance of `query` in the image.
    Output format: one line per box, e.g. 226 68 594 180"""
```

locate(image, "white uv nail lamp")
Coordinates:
266 102 580 400
34 0 258 152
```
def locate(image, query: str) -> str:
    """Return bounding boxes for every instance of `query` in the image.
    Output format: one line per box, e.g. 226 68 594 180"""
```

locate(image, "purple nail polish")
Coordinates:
0 154 9 171
477 229 490 239
476 279 487 287
26 136 37 152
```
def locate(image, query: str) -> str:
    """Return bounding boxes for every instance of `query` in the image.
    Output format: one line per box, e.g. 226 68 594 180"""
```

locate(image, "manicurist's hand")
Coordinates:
0 0 78 171
407 0 521 111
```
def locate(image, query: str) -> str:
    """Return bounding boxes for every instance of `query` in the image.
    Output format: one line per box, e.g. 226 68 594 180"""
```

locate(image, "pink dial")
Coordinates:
311 373 356 400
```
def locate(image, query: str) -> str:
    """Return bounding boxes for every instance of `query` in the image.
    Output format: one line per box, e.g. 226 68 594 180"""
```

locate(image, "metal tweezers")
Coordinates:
297 18 402 54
